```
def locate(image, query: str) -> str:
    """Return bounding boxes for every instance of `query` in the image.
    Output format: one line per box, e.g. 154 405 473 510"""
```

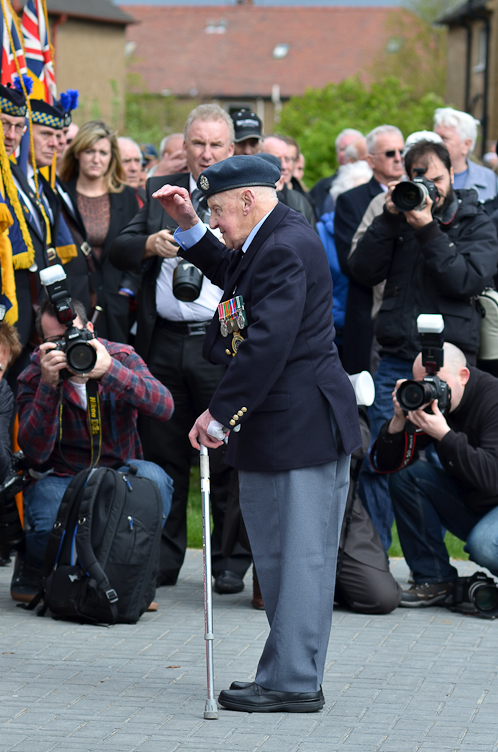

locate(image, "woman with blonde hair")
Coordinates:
59 120 140 343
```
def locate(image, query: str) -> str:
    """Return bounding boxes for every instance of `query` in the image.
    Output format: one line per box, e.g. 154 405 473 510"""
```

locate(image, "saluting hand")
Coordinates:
152 185 199 231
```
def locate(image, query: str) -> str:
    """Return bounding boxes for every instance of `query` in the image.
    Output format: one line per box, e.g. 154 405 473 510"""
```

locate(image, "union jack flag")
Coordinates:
0 1 27 86
21 0 56 103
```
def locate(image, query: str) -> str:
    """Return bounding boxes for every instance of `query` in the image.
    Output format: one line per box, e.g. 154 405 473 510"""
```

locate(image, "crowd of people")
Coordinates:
1 79 498 686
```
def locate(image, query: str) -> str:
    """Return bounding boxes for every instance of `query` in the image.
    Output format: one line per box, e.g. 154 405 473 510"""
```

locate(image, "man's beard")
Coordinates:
433 185 455 216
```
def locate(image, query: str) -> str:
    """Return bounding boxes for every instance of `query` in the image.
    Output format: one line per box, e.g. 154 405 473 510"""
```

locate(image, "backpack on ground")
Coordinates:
28 465 163 624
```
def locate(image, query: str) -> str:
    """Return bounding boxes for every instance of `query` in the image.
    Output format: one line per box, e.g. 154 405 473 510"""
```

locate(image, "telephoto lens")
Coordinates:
467 577 498 617
173 262 203 302
392 181 428 212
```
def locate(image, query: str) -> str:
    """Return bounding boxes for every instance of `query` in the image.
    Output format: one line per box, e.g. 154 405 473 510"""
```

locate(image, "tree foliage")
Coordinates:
404 0 461 23
280 76 445 185
371 9 448 99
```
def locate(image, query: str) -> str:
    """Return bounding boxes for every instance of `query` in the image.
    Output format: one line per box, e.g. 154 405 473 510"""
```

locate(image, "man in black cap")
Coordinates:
110 104 252 593
231 109 263 156
153 155 361 713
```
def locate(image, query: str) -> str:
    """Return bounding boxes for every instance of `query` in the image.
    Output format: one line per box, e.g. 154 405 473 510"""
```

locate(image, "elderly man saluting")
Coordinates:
153 156 361 713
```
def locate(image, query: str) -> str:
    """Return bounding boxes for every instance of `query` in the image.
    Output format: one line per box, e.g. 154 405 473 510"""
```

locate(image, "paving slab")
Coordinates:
1 554 498 751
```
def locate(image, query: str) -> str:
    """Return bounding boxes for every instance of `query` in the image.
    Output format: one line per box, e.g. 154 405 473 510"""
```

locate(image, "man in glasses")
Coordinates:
334 125 405 375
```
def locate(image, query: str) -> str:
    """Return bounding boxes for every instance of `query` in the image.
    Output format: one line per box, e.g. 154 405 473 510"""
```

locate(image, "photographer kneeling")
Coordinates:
12 299 175 602
373 341 498 607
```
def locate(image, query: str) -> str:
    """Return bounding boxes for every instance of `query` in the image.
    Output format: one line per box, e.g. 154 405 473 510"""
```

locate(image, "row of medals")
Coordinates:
220 310 246 338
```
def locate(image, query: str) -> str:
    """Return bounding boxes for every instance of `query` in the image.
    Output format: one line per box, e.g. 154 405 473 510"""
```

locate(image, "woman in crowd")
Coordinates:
59 120 140 343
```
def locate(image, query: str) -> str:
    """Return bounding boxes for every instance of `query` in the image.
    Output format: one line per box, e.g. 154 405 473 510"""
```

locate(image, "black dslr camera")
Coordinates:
397 314 451 414
0 451 30 560
39 265 97 375
392 169 440 213
445 572 498 619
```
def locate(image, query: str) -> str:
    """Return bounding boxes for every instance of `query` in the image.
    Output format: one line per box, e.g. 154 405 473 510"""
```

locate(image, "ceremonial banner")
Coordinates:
21 0 56 103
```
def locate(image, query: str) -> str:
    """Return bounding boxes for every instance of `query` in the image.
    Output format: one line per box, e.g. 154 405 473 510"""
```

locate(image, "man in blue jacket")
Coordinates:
153 155 362 714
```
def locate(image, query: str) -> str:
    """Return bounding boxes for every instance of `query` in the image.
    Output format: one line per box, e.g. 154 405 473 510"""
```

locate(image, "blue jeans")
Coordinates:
390 459 498 582
359 355 414 552
23 461 173 569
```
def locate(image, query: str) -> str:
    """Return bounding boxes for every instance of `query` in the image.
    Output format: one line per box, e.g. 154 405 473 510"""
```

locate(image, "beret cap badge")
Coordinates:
199 175 209 191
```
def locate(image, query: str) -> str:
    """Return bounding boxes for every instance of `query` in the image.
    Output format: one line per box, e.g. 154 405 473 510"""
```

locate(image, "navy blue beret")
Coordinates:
256 152 282 171
197 155 281 199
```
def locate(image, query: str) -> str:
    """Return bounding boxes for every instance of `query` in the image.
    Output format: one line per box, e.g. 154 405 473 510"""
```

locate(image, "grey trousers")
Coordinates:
239 454 351 693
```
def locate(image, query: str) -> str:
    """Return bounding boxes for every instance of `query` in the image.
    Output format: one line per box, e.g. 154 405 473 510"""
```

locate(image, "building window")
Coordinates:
474 27 487 73
273 44 290 59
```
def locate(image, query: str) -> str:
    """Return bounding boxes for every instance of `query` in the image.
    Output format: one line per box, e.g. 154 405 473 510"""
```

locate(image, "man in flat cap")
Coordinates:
153 155 362 713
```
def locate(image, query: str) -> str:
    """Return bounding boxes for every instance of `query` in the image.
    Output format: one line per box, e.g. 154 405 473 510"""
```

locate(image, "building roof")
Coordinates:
123 4 404 99
16 0 135 25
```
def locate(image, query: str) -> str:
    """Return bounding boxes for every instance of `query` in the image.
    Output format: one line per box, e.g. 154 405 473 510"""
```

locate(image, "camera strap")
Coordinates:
86 380 102 469
57 379 102 472
369 423 422 475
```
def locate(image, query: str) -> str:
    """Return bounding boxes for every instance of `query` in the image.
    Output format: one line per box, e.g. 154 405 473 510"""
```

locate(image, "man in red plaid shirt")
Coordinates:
12 299 175 603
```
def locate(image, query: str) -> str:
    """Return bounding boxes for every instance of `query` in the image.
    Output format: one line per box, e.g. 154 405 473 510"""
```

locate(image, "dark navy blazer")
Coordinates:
180 201 362 473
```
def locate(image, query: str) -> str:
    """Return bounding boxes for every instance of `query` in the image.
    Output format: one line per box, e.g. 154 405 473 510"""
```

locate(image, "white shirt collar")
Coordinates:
241 207 275 253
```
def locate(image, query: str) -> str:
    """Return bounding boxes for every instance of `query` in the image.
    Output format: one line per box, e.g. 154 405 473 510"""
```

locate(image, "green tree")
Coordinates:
371 9 448 99
280 76 444 185
404 0 460 23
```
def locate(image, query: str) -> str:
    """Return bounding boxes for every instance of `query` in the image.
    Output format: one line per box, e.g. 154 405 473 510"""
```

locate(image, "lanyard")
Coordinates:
58 379 102 471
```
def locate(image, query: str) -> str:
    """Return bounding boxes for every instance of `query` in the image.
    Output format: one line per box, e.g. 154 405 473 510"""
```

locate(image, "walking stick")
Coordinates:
200 444 218 719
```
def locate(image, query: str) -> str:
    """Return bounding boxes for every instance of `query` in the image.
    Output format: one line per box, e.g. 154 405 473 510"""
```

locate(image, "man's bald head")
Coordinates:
413 342 469 412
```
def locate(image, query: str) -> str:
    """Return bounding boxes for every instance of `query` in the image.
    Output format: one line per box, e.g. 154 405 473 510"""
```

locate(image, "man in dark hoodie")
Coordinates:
348 139 498 552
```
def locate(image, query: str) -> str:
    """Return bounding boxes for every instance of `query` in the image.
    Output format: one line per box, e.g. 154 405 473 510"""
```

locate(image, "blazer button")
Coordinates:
229 419 236 426
225 349 231 355
237 410 243 416
233 414 239 421
241 407 247 412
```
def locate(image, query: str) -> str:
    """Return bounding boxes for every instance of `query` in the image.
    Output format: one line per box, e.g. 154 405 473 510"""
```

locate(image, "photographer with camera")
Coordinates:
348 139 498 552
373 337 498 611
11 269 175 602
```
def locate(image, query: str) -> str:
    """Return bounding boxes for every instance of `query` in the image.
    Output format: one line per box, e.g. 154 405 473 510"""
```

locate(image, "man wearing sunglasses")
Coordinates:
334 125 405 375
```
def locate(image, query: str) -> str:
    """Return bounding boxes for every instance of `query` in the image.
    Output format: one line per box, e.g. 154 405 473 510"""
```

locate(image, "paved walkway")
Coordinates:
1 553 497 752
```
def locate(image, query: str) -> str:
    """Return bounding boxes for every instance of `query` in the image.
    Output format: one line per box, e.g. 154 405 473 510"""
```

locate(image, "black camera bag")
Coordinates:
27 465 163 624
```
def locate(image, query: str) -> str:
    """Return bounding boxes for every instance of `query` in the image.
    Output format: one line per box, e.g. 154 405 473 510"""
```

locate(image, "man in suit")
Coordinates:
334 125 405 374
153 156 362 713
434 107 498 202
109 104 252 592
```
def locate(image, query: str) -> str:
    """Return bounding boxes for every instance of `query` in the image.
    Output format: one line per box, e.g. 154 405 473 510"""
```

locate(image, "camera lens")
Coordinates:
173 262 203 302
471 583 498 615
397 380 438 411
392 182 426 212
66 342 97 374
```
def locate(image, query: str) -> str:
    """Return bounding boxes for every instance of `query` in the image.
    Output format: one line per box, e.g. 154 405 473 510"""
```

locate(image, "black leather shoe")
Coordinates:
214 570 244 594
229 681 255 690
218 682 325 713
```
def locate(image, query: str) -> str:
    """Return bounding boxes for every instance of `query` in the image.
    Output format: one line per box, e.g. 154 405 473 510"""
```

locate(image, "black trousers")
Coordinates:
139 323 251 585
